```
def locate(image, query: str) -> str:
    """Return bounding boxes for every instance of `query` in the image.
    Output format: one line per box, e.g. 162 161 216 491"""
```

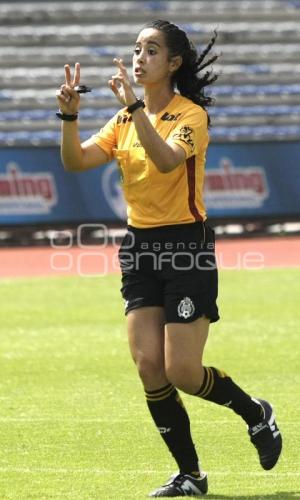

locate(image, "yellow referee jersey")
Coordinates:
92 93 209 228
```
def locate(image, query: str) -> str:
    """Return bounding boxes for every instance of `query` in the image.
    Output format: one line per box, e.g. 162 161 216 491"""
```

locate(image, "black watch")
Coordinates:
56 110 78 121
126 99 145 114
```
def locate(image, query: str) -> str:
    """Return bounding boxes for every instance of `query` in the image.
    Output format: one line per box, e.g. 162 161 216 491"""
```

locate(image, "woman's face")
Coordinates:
132 28 176 87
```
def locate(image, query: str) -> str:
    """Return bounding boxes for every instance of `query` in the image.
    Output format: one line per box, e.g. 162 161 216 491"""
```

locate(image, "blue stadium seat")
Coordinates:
210 104 300 117
211 84 300 97
2 104 299 124
211 125 300 140
0 90 11 102
2 124 300 146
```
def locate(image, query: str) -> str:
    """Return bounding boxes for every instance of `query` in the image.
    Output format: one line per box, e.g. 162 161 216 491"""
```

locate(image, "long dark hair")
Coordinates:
146 20 219 125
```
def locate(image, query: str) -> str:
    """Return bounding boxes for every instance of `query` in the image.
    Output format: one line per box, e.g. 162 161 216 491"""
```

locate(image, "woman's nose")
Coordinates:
136 50 144 63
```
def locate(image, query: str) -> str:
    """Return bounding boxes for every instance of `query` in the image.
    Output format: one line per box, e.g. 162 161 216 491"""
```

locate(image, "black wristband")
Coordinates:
126 99 145 114
56 110 78 121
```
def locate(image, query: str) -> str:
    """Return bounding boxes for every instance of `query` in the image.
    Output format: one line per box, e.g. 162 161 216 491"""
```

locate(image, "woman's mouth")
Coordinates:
135 67 145 75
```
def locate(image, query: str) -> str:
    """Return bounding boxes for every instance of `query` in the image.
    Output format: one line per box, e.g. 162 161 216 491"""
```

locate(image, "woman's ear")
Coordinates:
169 55 183 73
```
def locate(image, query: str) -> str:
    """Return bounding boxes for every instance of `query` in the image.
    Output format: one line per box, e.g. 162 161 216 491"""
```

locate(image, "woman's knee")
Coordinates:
127 308 167 389
165 359 205 394
134 353 166 388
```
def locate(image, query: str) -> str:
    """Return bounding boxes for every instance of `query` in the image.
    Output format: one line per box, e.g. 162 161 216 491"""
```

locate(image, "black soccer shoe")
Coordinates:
149 472 208 497
248 398 282 470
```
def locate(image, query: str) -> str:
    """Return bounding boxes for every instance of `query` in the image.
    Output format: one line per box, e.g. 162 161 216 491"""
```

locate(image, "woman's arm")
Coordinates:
109 59 186 173
57 63 109 172
60 121 109 172
129 109 185 173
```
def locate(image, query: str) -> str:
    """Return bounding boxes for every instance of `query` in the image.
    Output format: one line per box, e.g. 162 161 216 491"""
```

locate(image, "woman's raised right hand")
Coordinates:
56 63 81 115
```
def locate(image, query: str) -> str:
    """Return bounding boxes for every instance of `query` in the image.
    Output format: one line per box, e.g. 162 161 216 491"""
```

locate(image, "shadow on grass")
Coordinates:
207 493 299 500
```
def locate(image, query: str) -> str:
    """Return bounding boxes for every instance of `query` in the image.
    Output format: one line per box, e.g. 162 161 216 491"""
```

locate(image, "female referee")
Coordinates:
56 20 282 497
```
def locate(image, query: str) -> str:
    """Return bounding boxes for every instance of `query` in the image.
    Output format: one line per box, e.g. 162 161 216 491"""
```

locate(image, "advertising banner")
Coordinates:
205 142 300 218
0 148 125 225
0 142 299 225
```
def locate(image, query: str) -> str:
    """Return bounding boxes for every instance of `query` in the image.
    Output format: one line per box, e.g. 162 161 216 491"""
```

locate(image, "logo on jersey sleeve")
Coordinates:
172 126 195 153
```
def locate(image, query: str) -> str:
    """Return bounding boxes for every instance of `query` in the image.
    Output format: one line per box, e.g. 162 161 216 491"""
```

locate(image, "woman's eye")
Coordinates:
134 48 140 55
148 49 156 55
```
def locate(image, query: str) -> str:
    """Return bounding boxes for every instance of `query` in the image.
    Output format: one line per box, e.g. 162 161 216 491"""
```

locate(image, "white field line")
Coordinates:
0 417 143 422
0 418 243 424
0 467 298 476
0 417 296 424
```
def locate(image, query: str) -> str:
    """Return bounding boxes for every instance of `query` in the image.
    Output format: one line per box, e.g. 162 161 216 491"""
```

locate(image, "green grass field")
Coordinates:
0 269 299 499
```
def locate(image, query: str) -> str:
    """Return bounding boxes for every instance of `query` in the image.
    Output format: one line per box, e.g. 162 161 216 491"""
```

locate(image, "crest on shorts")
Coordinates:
177 297 195 319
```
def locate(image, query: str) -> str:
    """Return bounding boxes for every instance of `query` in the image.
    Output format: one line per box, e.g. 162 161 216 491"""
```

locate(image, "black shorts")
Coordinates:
118 221 219 324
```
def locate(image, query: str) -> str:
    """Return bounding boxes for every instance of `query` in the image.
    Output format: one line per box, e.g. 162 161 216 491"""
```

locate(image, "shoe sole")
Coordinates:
148 472 208 497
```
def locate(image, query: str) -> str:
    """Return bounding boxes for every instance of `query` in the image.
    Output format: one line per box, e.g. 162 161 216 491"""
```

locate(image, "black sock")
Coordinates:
146 383 200 476
195 367 263 426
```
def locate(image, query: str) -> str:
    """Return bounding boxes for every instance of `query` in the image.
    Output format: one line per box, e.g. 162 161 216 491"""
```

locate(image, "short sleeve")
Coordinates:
167 107 208 159
90 114 117 162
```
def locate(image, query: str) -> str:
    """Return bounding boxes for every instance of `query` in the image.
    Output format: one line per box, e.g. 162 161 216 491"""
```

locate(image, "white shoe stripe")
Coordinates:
268 412 275 426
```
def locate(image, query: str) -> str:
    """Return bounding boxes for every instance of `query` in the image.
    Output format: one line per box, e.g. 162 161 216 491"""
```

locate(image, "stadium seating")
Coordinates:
0 0 300 145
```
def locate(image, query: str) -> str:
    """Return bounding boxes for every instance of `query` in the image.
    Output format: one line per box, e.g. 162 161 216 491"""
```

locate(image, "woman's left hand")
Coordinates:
109 58 137 106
